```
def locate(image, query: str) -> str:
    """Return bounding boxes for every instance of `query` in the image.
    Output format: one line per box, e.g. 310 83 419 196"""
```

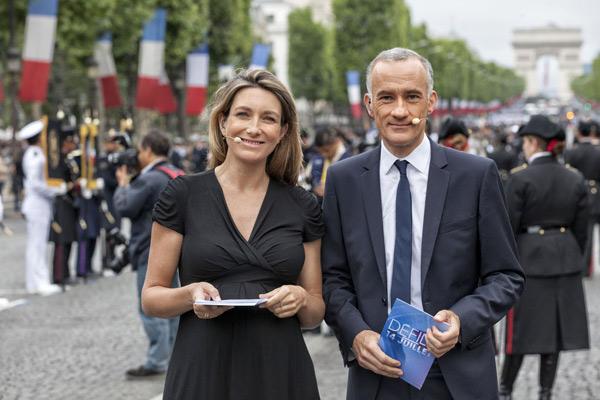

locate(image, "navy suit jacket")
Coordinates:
321 139 525 400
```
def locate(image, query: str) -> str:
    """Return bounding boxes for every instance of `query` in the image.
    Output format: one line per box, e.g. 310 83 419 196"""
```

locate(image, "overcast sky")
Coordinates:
405 0 600 68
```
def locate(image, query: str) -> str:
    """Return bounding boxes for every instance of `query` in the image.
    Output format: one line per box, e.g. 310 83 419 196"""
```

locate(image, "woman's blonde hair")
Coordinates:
208 69 302 185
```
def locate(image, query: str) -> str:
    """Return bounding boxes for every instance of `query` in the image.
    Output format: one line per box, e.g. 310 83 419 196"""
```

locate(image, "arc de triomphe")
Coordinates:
513 24 583 101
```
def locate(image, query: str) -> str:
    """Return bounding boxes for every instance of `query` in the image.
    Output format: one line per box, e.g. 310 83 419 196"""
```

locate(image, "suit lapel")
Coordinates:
421 139 450 286
360 147 387 288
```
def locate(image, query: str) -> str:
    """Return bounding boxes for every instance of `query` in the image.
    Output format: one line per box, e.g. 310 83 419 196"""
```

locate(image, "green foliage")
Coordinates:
332 0 412 101
287 8 331 101
572 53 600 102
207 0 255 96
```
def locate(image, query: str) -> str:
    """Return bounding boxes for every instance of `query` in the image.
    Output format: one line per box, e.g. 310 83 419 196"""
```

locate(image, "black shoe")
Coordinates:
499 385 512 400
126 365 164 378
85 271 103 280
63 277 81 286
302 327 321 335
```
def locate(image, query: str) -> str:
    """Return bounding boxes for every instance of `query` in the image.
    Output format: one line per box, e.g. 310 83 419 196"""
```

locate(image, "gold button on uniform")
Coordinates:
539 229 545 235
560 227 565 233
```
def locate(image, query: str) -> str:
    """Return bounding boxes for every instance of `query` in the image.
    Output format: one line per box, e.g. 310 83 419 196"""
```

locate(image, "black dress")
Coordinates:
153 170 324 400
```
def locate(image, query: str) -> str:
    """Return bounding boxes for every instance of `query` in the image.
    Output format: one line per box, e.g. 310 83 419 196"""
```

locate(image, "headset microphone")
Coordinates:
224 136 242 144
411 117 428 125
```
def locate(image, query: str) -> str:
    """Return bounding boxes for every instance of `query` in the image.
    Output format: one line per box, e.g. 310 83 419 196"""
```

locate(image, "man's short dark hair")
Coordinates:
578 121 592 137
26 134 41 146
140 130 170 156
314 127 338 147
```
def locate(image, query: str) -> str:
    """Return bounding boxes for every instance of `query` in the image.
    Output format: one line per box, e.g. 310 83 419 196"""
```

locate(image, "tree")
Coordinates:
207 0 255 96
288 8 330 102
332 0 411 103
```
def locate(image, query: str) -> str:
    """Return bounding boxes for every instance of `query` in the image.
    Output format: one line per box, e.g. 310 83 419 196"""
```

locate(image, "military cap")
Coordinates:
18 120 44 140
108 132 132 149
518 115 562 140
60 125 77 142
438 118 469 139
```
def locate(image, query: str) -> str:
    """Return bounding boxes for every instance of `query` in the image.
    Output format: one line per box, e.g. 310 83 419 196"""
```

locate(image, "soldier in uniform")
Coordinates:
564 119 600 277
72 147 102 280
487 132 519 186
19 121 62 295
49 127 80 286
500 115 590 400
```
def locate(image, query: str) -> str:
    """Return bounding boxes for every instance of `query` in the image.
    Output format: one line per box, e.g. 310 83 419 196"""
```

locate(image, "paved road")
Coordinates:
1 214 598 399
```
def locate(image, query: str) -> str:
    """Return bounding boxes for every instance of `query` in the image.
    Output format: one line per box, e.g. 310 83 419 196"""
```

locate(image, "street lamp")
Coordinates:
7 43 21 152
7 44 21 75
86 54 98 119
173 67 187 139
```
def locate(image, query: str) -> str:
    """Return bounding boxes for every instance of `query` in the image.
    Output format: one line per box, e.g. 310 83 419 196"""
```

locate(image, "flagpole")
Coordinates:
7 0 20 159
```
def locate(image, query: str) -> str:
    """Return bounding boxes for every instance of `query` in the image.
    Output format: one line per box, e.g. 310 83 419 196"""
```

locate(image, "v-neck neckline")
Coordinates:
211 169 272 244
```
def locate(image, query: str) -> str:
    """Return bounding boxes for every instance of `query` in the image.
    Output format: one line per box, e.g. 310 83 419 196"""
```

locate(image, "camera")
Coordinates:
106 227 131 274
107 148 139 168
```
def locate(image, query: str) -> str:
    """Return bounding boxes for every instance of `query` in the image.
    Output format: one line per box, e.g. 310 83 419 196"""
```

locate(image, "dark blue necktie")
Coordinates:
391 160 412 304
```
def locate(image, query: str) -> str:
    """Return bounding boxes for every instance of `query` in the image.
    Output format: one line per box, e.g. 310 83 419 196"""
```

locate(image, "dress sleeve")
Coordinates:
153 175 188 234
295 186 325 242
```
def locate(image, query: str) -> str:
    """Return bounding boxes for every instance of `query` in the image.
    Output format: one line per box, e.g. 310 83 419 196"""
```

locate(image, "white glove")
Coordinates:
54 182 68 196
96 177 105 190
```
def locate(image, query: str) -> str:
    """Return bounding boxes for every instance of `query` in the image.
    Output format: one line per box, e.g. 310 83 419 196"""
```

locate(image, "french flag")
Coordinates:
94 34 122 109
19 0 58 103
186 43 209 116
156 70 177 115
249 44 270 70
135 8 167 110
346 71 362 119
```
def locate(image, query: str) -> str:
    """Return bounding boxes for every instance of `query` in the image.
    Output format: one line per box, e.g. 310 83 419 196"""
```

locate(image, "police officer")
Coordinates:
49 127 80 285
500 115 590 400
72 148 102 280
488 131 519 185
564 120 600 277
19 120 62 295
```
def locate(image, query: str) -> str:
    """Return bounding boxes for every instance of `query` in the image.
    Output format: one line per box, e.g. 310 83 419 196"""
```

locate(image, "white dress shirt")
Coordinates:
380 136 431 313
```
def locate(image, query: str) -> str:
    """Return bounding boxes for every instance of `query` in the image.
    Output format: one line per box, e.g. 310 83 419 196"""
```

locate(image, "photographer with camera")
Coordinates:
114 129 183 378
97 132 129 272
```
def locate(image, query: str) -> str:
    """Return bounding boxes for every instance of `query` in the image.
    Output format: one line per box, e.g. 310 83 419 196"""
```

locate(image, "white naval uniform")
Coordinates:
21 145 55 292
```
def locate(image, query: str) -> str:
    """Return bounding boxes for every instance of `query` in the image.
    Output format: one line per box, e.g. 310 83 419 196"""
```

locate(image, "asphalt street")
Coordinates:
1 213 598 399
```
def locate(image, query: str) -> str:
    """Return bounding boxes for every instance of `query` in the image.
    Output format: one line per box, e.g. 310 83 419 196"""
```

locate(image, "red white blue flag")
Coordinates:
249 44 270 70
185 43 209 116
94 34 122 109
135 8 167 110
19 0 58 102
346 71 362 119
156 69 177 115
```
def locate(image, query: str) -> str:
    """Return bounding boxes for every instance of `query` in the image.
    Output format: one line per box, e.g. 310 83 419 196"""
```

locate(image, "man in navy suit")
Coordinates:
321 47 525 399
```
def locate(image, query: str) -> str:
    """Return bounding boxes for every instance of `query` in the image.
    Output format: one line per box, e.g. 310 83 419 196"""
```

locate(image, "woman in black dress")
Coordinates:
500 115 590 400
142 69 325 399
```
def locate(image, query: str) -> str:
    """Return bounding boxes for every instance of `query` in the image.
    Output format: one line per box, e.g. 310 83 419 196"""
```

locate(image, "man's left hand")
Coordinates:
426 309 461 358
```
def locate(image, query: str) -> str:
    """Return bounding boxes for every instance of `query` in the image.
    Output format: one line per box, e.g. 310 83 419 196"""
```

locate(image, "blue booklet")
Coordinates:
378 299 450 390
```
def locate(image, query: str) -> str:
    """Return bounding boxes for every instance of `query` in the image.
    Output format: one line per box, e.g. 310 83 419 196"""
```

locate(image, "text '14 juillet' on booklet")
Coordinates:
378 299 449 390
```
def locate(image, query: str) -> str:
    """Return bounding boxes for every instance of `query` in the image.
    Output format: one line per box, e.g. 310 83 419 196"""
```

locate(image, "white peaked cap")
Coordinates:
18 120 44 140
